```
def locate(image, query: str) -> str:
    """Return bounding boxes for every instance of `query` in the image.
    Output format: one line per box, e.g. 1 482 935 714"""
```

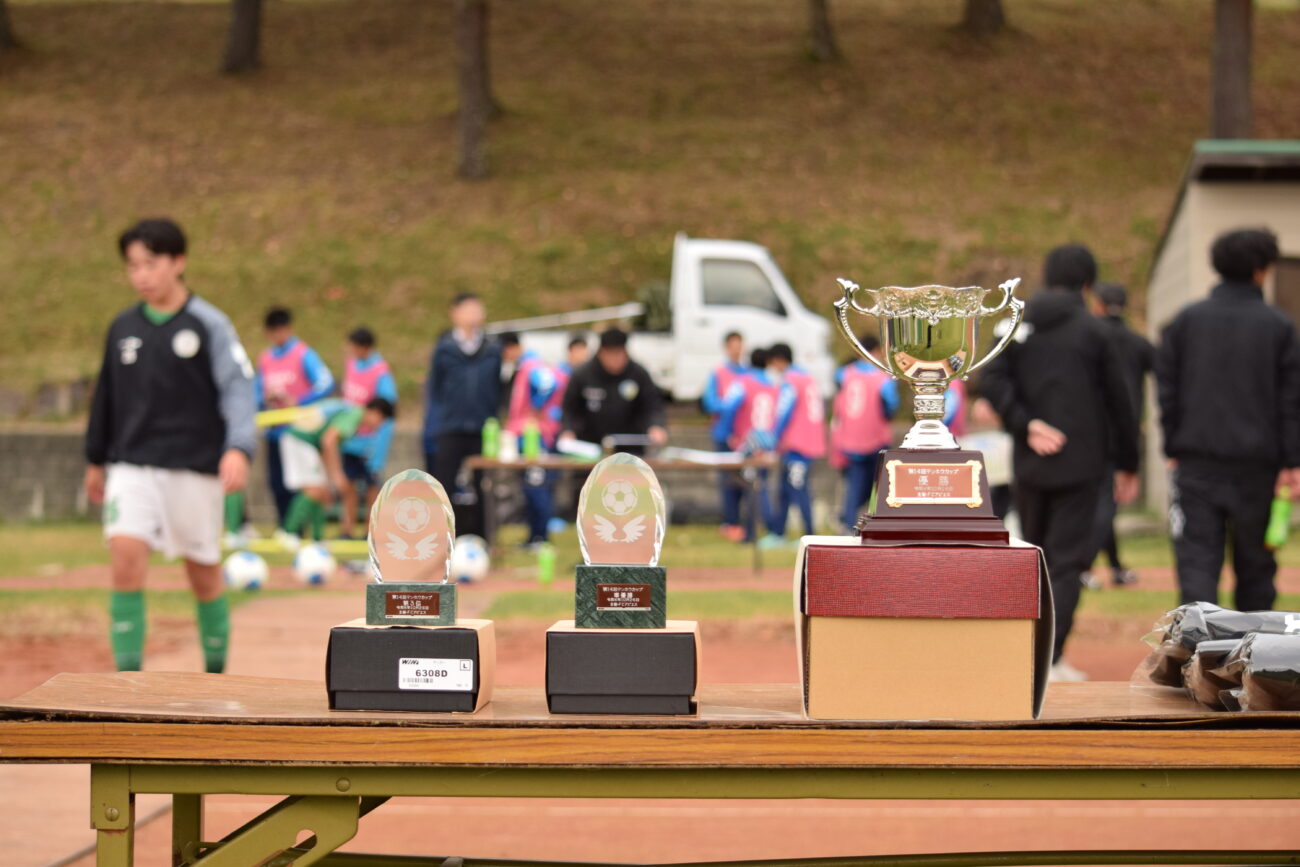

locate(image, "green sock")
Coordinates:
196 596 230 674
284 493 312 536
109 591 146 671
308 500 326 541
223 492 245 534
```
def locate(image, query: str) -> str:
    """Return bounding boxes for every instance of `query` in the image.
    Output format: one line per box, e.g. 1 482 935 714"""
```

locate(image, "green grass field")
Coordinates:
2 0 1299 407
5 520 1299 637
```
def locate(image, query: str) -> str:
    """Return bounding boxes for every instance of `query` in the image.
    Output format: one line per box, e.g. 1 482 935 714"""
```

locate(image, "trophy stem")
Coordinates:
899 383 959 450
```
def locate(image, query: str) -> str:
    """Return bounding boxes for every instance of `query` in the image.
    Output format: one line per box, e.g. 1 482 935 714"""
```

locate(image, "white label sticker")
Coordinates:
397 657 474 692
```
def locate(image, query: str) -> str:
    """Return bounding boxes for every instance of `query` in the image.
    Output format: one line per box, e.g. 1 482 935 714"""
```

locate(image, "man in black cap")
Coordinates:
559 328 667 451
1082 282 1155 589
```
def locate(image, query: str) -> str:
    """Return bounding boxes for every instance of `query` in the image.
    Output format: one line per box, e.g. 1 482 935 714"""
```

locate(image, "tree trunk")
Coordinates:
808 0 839 62
456 0 490 180
962 0 1006 37
1211 0 1253 139
0 0 19 53
222 0 263 75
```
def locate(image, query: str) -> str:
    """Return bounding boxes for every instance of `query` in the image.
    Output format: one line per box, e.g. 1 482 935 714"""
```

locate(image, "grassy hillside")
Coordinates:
2 0 1299 407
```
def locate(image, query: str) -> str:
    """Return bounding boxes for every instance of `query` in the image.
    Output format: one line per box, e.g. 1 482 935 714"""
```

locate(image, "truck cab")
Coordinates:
503 234 834 402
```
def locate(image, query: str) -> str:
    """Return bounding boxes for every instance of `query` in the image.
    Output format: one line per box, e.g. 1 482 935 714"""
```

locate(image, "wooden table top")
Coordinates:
2 674 1299 768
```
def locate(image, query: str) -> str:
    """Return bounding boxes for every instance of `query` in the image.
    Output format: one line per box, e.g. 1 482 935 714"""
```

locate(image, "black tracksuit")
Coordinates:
560 358 665 446
1156 281 1300 611
426 330 503 538
981 288 1139 662
1092 315 1156 572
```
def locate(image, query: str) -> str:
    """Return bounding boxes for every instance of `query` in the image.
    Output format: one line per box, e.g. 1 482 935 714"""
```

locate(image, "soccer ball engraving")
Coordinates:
395 497 431 534
601 481 638 516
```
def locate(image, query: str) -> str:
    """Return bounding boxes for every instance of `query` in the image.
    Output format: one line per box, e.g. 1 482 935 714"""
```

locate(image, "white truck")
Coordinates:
487 233 836 400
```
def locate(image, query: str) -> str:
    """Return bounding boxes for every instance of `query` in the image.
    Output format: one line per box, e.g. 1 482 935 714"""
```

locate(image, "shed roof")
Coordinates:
1150 140 1300 276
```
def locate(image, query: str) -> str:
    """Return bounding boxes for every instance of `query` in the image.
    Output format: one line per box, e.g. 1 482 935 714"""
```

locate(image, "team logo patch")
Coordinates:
118 337 142 365
172 329 201 359
618 379 639 401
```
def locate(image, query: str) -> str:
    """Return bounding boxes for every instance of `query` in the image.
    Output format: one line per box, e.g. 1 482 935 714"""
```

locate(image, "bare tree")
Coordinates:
962 0 1006 37
222 0 263 74
456 0 490 179
1211 0 1253 138
808 0 839 62
0 0 19 53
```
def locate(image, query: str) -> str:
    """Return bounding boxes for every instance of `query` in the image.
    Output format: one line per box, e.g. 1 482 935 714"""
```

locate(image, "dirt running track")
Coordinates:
0 566 1297 865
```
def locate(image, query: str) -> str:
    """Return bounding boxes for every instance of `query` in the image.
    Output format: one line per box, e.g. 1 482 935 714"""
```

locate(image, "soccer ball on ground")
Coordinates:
450 535 490 583
294 543 336 586
223 550 268 591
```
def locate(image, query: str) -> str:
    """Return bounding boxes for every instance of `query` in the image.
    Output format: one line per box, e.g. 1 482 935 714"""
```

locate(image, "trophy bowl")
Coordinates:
834 277 1023 450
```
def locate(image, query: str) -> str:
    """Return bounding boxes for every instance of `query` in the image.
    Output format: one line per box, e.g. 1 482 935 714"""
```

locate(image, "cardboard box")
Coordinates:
794 536 1051 721
546 620 699 714
326 618 495 713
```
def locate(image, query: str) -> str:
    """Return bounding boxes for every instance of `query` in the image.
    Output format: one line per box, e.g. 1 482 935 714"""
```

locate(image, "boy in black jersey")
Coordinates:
84 218 257 673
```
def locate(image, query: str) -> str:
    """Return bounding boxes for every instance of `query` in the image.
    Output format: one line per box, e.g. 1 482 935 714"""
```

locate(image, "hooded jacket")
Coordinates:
1156 281 1300 474
980 288 1139 489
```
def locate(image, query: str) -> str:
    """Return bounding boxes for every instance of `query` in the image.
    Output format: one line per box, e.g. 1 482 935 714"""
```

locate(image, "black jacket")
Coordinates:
1156 281 1300 473
981 288 1139 489
561 357 665 444
85 296 257 474
427 330 502 436
1101 314 1156 420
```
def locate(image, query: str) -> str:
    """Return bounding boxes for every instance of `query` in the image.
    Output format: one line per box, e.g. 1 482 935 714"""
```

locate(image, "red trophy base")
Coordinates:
858 449 1009 546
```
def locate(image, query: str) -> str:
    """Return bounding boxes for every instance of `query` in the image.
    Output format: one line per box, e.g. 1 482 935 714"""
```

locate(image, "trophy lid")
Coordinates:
577 453 666 566
367 468 456 584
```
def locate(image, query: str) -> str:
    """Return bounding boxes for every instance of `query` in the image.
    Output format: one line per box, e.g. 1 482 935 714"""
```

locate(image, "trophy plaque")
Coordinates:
574 453 667 629
833 277 1024 544
364 468 458 626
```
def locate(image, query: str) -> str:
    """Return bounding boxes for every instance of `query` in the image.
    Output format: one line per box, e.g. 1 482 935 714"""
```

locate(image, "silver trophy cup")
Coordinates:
833 278 1024 450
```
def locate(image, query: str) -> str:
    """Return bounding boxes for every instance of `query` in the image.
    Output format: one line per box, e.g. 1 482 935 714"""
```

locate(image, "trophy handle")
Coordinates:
963 278 1025 378
833 278 892 376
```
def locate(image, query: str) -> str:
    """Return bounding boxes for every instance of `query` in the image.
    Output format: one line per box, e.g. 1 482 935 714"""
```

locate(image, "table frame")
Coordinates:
85 762 1300 866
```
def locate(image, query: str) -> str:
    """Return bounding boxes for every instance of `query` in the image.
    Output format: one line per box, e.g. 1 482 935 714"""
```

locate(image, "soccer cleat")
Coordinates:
1048 660 1089 683
1112 568 1139 587
1079 571 1102 590
272 528 302 553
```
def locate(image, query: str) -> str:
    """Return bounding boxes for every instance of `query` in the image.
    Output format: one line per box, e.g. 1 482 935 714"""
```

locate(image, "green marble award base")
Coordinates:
575 565 667 629
365 582 457 627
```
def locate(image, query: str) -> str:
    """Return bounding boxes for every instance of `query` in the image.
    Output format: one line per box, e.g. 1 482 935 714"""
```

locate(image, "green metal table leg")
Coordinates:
172 793 203 866
91 765 134 867
193 794 361 866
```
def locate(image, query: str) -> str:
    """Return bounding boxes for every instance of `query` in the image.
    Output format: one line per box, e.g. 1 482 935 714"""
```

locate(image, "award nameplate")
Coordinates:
365 469 458 626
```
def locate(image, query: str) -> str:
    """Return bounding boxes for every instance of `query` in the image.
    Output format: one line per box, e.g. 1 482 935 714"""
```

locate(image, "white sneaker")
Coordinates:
1048 660 1089 683
273 528 302 552
222 531 245 551
238 523 261 540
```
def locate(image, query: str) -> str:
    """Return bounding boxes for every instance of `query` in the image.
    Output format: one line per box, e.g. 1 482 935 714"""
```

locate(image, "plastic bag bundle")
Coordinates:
1140 602 1300 687
1214 633 1300 711
1181 639 1243 710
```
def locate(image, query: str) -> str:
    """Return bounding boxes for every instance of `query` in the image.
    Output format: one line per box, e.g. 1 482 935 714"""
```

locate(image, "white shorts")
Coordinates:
103 463 223 565
280 435 328 491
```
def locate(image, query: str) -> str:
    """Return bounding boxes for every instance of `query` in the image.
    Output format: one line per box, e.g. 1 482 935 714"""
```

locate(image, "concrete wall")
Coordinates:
0 428 847 531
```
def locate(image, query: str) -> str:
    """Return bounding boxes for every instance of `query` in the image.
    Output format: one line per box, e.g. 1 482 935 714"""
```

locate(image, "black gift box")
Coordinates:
326 618 495 713
545 620 699 715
